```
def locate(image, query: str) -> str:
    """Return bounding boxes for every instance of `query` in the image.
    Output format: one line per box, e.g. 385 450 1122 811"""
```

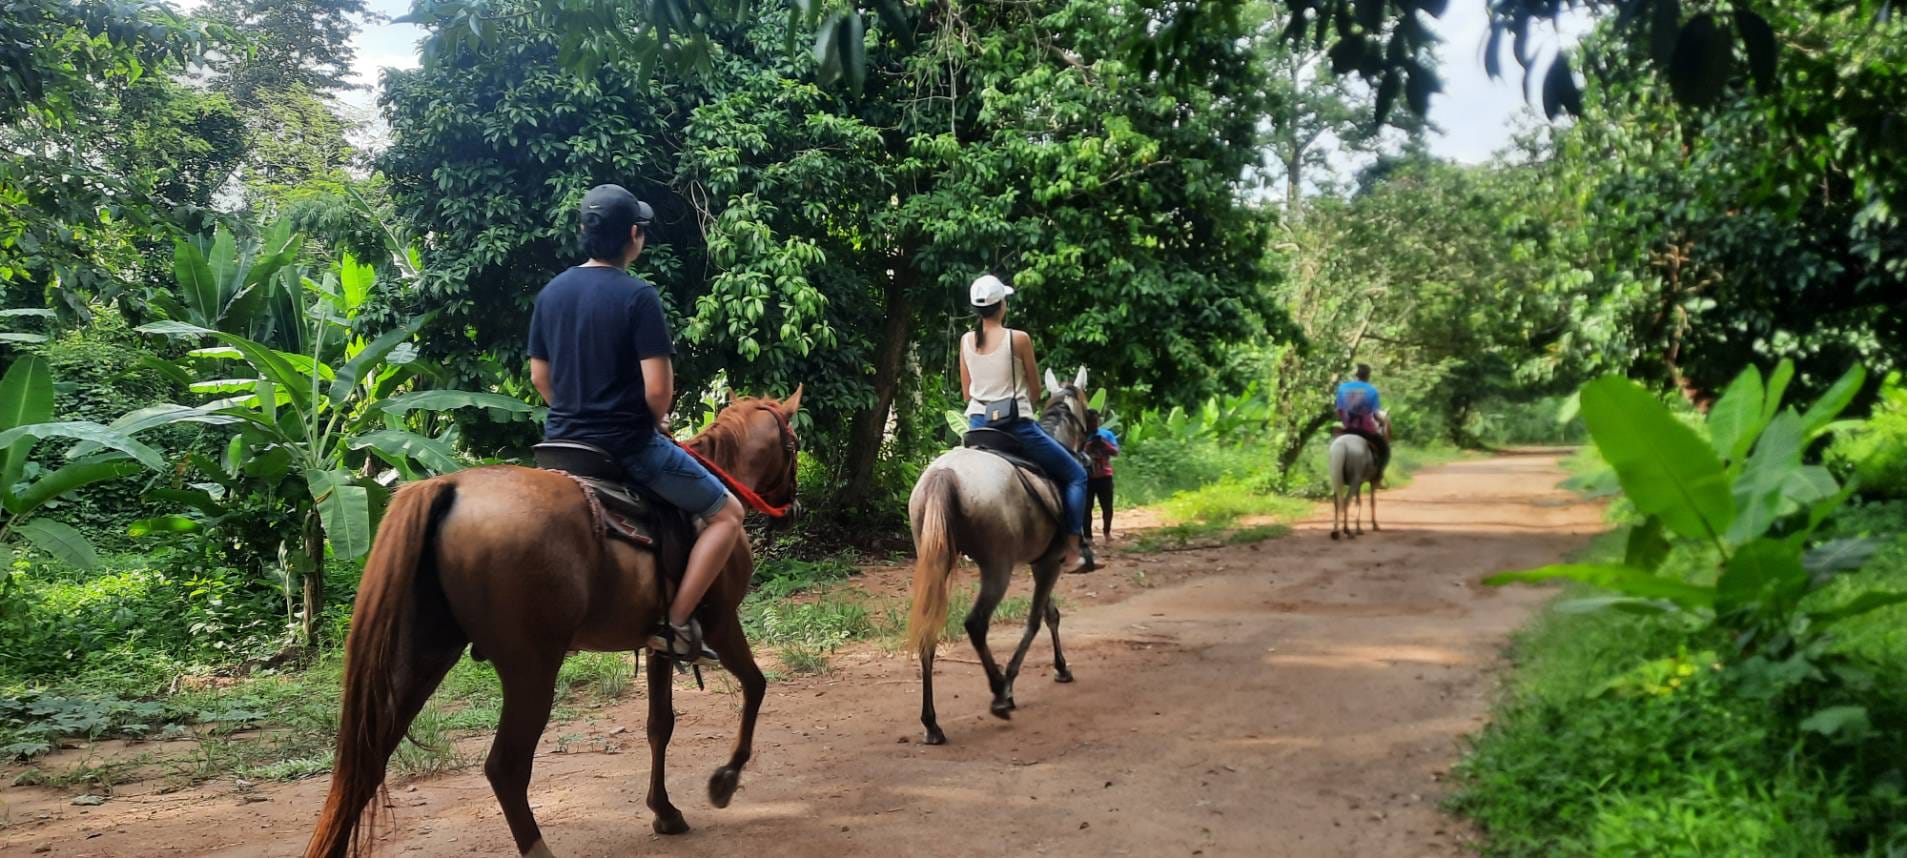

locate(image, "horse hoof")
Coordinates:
708 767 740 809
924 730 947 746
990 700 1014 720
1330 531 1341 541
523 840 557 858
652 812 691 836
1054 670 1074 684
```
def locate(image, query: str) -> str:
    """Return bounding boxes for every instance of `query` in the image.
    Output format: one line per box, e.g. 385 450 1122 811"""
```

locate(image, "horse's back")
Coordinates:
911 449 1061 565
425 465 660 655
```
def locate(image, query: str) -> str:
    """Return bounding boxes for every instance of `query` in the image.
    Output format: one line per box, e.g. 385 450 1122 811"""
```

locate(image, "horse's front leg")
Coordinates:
703 610 764 809
964 563 1012 719
644 650 689 835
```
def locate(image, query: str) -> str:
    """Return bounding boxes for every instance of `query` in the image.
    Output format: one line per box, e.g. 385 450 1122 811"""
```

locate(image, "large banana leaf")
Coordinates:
0 422 165 470
174 240 220 324
1705 364 1764 465
0 355 53 496
5 455 144 516
1579 375 1735 544
1483 563 1714 611
138 321 316 412
378 390 536 416
305 469 374 560
14 518 99 569
350 430 462 474
1799 364 1866 440
330 316 427 405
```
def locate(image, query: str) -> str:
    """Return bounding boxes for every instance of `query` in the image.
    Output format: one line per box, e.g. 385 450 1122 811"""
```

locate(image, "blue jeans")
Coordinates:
618 431 732 521
969 415 1087 536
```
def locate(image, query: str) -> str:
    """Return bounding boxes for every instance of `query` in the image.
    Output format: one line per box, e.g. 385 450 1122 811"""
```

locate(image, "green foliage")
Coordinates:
381 0 1284 496
1830 373 1907 500
1487 363 1896 661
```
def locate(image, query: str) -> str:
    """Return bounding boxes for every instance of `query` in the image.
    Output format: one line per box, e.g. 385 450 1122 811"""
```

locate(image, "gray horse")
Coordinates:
906 367 1091 745
1329 431 1381 539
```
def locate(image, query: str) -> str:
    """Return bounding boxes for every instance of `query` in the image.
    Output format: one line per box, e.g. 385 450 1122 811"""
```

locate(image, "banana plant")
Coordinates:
1487 361 1903 732
146 219 307 351
0 356 232 577
137 253 534 641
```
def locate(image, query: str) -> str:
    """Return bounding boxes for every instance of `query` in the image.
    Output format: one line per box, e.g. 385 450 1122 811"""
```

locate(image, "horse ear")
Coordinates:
1043 368 1061 396
1074 366 1088 390
783 384 804 415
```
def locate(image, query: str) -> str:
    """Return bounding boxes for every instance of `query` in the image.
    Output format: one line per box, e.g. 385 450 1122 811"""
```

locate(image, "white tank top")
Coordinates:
963 329 1033 417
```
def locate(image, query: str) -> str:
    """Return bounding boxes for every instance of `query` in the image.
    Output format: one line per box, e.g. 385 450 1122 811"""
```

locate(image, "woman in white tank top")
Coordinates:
958 274 1094 573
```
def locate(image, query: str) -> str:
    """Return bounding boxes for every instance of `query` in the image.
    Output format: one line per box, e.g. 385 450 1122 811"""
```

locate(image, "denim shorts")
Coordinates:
618 431 732 521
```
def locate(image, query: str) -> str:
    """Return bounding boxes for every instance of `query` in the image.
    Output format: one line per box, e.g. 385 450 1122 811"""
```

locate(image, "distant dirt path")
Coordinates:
2 450 1605 857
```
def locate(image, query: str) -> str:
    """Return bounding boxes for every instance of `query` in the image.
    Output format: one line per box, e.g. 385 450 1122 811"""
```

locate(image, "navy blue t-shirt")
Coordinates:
527 266 674 454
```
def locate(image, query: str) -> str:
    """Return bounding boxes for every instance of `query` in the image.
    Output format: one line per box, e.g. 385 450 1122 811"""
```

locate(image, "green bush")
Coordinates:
30 308 198 549
1830 372 1907 500
0 550 285 688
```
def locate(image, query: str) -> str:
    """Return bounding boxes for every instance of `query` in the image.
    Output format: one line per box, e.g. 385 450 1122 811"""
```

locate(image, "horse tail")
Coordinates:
907 468 960 660
1328 437 1349 501
305 479 457 858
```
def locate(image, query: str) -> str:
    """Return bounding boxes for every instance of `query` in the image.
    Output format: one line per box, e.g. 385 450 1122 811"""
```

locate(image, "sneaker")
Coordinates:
647 619 720 666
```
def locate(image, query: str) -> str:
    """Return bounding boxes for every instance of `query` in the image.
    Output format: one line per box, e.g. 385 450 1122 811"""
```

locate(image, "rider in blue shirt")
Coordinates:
1334 364 1390 485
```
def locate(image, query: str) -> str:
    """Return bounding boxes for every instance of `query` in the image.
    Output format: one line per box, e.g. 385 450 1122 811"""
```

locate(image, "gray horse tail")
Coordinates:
907 468 960 660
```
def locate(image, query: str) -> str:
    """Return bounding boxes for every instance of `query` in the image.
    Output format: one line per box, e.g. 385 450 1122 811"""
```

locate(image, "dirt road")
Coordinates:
2 450 1604 857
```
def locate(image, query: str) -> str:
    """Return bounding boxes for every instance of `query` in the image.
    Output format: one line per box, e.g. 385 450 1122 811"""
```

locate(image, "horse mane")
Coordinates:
685 396 781 468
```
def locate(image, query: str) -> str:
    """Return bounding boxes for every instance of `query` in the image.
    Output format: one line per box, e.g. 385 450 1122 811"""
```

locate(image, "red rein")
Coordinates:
678 443 794 519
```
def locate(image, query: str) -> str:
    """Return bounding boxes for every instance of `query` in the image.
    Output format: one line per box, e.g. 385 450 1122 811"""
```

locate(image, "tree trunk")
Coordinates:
841 261 916 502
301 507 324 645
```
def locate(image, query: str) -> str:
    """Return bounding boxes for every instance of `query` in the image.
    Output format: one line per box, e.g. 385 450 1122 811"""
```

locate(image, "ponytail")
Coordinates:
972 302 1004 349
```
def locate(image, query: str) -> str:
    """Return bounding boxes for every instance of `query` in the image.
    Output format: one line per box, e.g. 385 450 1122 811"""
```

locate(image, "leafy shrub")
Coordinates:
1829 372 1907 500
0 550 284 687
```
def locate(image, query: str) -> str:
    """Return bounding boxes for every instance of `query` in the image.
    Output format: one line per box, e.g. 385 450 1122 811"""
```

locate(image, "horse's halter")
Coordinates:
754 403 800 509
1043 385 1089 451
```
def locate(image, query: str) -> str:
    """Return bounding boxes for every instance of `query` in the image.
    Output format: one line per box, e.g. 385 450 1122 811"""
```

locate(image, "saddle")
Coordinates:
532 440 684 549
961 429 1065 526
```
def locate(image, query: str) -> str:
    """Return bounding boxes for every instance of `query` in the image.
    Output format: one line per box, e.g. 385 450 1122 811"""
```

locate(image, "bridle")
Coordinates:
754 402 800 511
1042 385 1089 452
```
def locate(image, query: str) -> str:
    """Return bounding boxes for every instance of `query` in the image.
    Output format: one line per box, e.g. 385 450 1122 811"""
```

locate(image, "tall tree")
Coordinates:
380 0 1283 503
200 0 372 103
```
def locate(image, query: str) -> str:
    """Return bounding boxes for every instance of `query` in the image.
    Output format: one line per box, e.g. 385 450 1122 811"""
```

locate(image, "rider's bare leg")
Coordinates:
670 495 744 627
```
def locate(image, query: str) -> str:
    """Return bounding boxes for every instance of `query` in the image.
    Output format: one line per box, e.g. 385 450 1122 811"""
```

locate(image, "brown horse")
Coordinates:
303 390 802 858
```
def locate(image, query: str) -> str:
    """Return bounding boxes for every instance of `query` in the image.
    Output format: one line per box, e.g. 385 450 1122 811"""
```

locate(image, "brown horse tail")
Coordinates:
906 468 959 660
305 479 457 858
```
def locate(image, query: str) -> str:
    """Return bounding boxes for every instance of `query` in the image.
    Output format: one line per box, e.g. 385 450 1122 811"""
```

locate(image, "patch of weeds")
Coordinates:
778 644 829 676
743 592 879 649
391 703 469 778
752 554 858 599
557 652 635 704
1127 520 1229 552
1159 480 1309 528
1226 523 1292 545
243 754 332 782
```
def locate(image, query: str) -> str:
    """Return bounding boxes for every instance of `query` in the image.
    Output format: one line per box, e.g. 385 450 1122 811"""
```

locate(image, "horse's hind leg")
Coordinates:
921 636 946 745
1002 557 1063 707
963 562 1013 719
704 611 765 809
644 650 690 835
1369 479 1381 532
484 648 564 857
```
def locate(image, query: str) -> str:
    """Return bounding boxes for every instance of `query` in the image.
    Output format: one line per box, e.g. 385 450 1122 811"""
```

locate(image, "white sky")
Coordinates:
172 0 1587 166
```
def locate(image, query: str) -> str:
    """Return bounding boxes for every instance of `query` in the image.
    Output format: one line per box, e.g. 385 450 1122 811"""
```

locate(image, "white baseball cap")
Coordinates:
969 274 1014 307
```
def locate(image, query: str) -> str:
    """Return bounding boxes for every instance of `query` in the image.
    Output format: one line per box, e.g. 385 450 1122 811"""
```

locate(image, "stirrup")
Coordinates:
647 621 719 667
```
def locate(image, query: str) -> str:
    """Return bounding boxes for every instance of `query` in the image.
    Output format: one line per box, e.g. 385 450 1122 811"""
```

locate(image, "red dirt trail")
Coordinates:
1 450 1603 857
